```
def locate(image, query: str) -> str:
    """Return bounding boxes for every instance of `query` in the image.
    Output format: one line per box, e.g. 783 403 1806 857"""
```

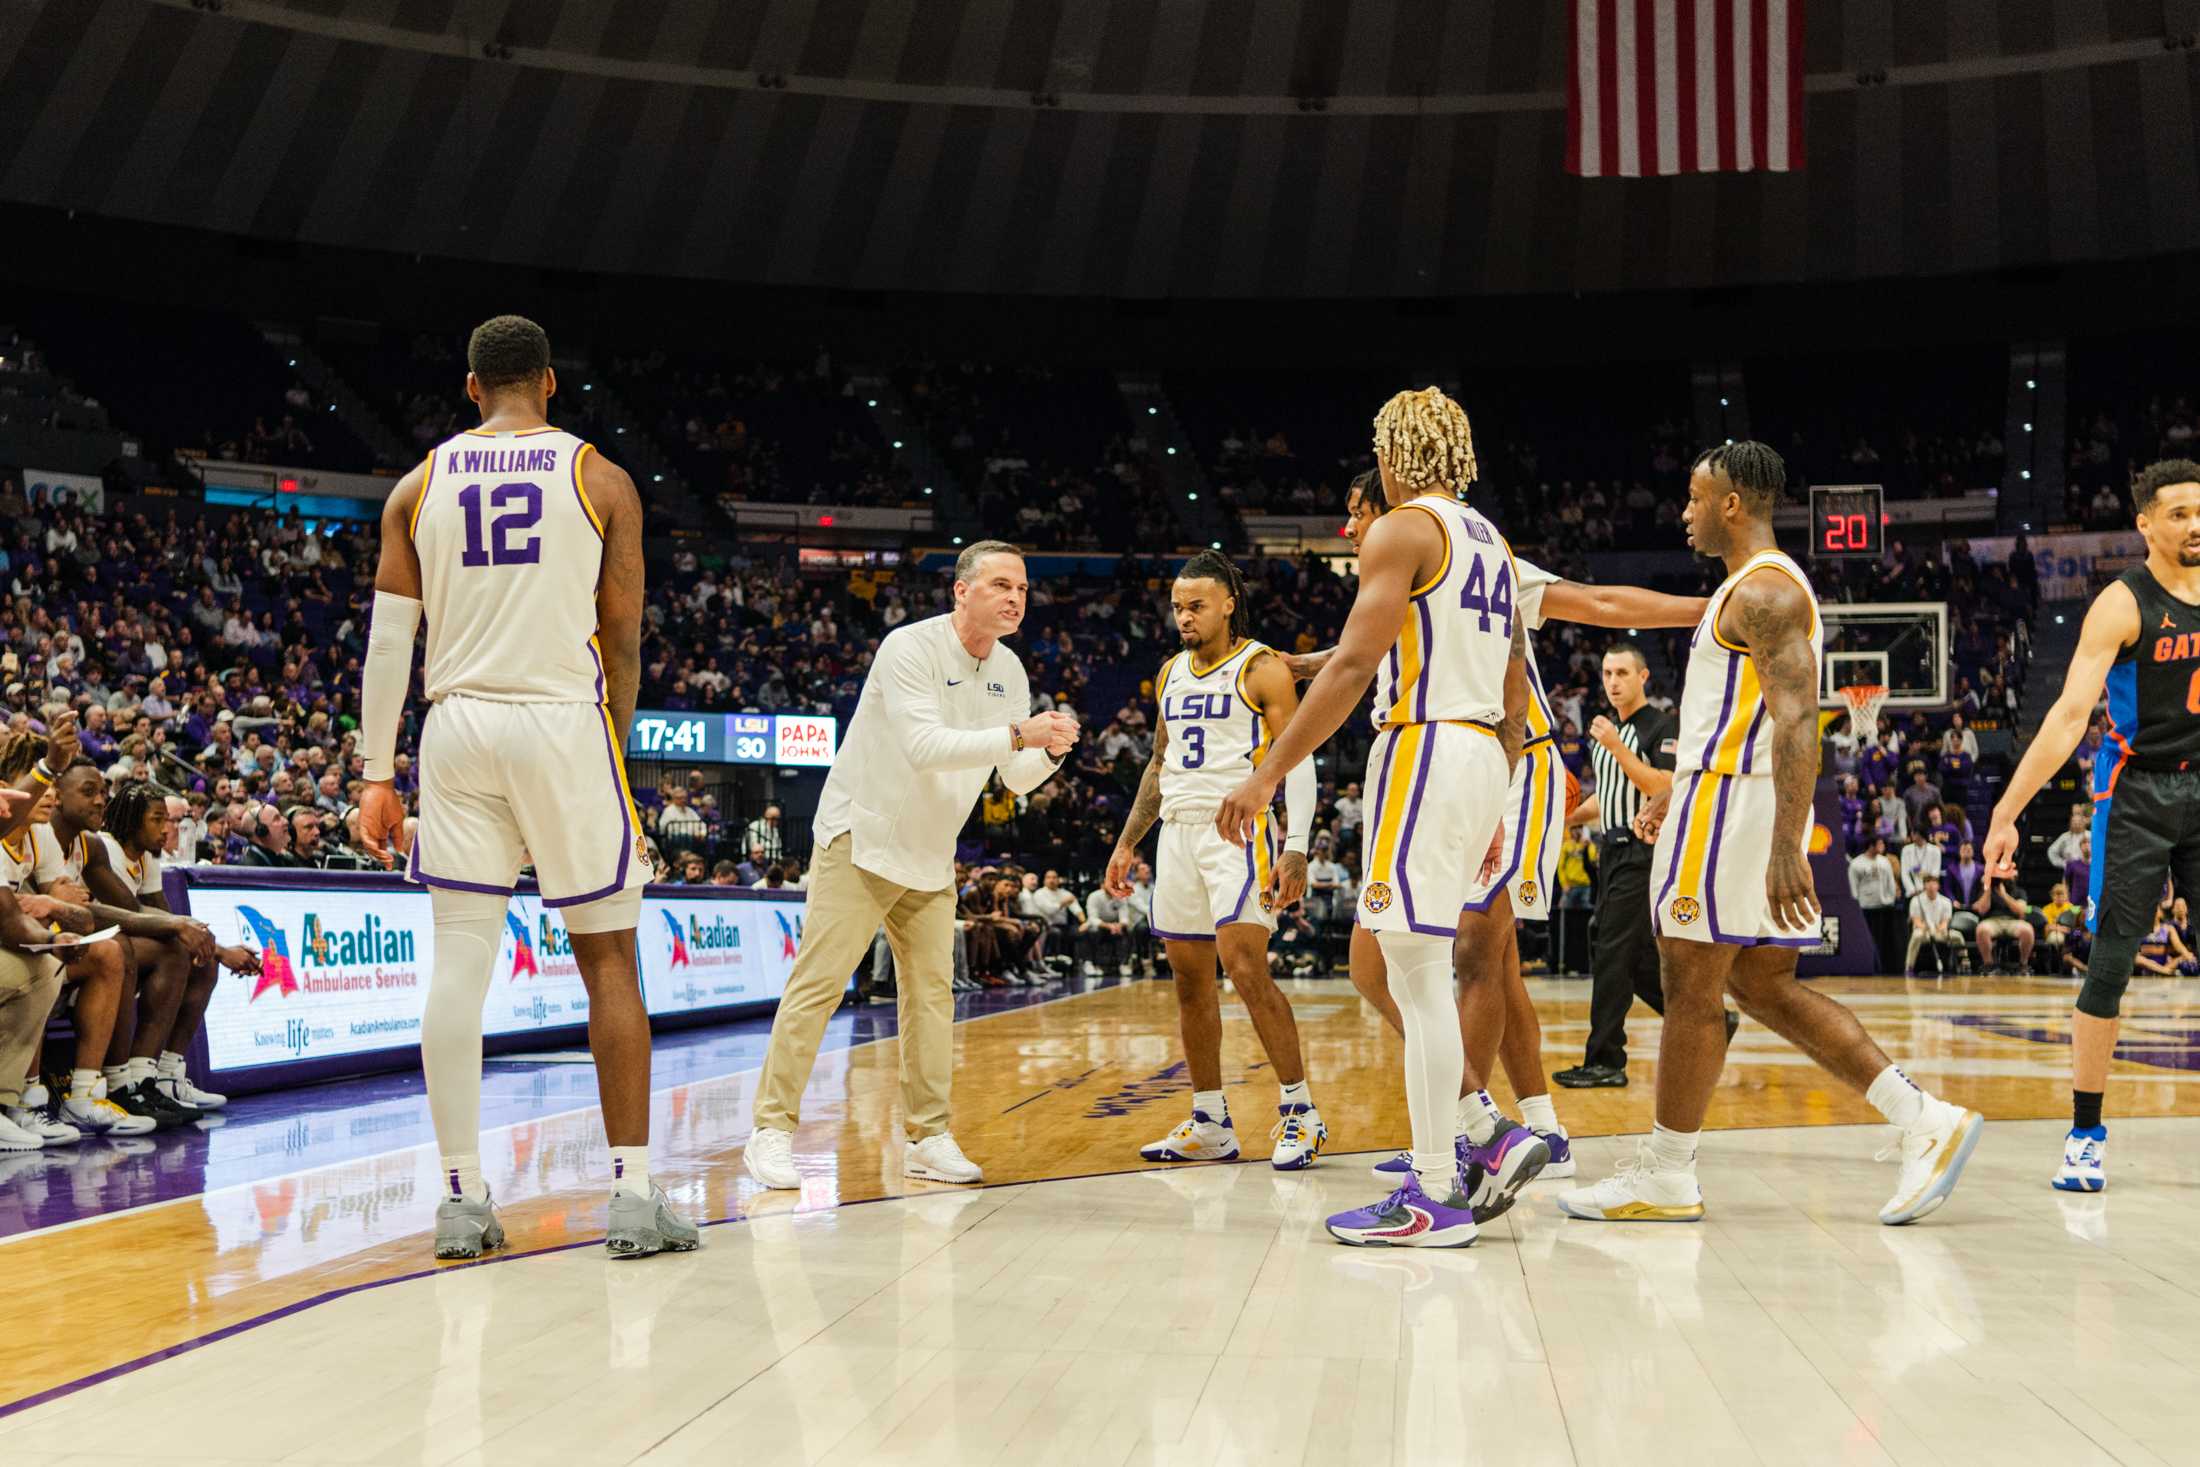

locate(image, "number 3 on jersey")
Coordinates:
1459 555 1514 638
1180 725 1206 769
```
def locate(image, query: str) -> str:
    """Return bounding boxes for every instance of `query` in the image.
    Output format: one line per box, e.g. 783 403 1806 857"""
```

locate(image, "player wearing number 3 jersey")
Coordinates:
359 315 696 1262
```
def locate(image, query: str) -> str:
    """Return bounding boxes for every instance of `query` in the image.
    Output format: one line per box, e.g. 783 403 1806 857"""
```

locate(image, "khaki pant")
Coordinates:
0 949 63 1108
754 835 956 1140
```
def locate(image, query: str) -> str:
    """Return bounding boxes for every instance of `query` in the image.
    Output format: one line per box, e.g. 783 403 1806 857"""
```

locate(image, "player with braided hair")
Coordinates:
1106 548 1328 1169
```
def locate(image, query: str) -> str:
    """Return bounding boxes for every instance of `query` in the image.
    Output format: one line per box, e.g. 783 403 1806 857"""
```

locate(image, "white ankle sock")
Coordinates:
1518 1093 1561 1135
1866 1065 1927 1130
127 1056 156 1085
1193 1089 1229 1125
442 1153 486 1202
157 1051 187 1079
610 1146 650 1198
1411 1149 1456 1199
102 1064 128 1091
1649 1124 1699 1173
1278 1080 1312 1112
1456 1090 1503 1145
70 1070 99 1101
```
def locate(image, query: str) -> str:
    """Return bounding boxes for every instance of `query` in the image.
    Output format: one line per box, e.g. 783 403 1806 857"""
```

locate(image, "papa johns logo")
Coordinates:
1668 895 1702 926
1361 881 1394 914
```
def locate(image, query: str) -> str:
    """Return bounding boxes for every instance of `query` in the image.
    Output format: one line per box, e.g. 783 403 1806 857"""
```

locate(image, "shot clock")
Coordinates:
1808 484 1885 560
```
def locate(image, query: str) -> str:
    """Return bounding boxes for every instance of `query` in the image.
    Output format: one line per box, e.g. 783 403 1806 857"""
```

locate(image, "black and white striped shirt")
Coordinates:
1592 704 1679 835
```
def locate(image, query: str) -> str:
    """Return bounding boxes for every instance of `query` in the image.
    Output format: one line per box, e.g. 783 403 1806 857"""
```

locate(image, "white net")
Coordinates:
1839 684 1888 745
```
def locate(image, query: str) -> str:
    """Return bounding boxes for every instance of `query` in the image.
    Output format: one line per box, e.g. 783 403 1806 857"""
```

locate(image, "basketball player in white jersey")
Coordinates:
1104 550 1324 1169
1219 388 1533 1248
1309 474 1708 1211
359 315 697 1260
1559 442 1983 1226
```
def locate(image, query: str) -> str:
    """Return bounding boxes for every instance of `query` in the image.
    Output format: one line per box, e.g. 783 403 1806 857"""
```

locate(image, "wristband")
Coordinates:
1010 724 1026 753
31 761 54 785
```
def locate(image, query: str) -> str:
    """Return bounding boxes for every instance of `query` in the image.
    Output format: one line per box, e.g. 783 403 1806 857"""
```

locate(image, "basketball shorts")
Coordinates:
2086 765 2200 937
1152 809 1279 939
409 695 649 917
1357 720 1510 937
1463 739 1566 921
1649 768 1814 947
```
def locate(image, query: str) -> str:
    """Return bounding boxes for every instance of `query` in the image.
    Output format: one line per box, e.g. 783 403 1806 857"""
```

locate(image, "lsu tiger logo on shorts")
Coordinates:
1518 879 1539 907
1362 881 1394 914
1668 895 1702 926
1258 888 1274 913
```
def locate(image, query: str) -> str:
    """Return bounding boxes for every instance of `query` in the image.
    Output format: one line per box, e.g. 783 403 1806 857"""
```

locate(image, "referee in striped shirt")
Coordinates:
1556 643 1680 1088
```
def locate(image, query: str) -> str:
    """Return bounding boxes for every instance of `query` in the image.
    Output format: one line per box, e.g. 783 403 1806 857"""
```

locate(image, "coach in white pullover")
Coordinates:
746 541 1076 1189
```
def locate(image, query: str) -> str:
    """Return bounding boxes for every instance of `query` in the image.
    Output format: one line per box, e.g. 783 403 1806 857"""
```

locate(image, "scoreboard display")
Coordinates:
626 711 838 768
1809 484 1886 560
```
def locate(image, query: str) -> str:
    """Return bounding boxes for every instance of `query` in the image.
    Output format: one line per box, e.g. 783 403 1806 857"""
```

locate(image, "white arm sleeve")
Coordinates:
361 591 422 782
1282 754 1317 855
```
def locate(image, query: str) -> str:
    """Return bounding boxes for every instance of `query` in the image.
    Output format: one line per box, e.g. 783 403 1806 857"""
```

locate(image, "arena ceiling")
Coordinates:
4 0 2199 298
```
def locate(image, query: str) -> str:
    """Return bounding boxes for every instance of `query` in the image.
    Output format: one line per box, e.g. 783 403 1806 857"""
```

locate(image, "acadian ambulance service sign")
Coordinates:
186 878 813 1072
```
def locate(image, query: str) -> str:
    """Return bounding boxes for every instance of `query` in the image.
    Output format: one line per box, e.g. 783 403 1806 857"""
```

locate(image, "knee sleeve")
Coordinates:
2077 931 2139 1018
423 888 508 1156
559 886 643 936
1377 931 1464 1160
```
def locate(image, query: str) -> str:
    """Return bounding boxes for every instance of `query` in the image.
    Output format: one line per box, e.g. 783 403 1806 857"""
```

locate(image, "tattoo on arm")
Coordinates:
1498 617 1529 773
1733 577 1820 850
1116 718 1168 853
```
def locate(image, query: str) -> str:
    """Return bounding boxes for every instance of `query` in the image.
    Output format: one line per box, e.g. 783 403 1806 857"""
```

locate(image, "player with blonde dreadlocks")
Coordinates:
1218 386 1544 1246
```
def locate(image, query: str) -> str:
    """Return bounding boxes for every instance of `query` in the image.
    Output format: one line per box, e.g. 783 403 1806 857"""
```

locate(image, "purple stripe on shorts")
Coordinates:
573 645 634 906
408 828 515 899
1150 925 1215 943
1701 655 1741 768
1222 814 1259 925
1651 770 1705 918
1701 770 1738 937
1367 726 1400 875
1393 725 1439 931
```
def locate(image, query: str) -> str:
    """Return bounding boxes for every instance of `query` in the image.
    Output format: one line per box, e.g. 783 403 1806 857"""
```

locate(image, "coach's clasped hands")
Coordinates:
1016 709 1079 758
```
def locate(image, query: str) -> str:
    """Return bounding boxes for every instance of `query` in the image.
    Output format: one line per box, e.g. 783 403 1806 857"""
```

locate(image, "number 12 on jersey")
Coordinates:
1459 556 1514 637
457 482 543 568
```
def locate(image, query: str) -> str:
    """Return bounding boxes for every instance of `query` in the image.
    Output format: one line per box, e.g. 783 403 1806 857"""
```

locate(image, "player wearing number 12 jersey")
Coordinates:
360 315 696 1261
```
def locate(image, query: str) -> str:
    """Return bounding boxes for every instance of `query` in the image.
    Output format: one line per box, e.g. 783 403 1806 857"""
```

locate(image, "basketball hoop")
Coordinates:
1839 684 1888 744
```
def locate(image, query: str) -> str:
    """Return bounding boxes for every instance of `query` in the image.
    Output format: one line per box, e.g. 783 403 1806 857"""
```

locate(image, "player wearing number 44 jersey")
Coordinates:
360 315 696 1261
1558 442 1982 1228
1986 459 2200 1195
1106 552 1325 1171
1220 388 1537 1248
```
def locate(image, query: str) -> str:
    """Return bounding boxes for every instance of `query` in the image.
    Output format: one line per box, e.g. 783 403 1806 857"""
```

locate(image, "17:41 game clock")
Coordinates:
1809 484 1886 560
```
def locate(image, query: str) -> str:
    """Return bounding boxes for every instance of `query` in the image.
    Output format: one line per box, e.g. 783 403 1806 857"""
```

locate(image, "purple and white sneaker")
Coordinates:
1463 1120 1551 1223
1326 1173 1479 1248
1370 1149 1415 1183
1536 1129 1576 1180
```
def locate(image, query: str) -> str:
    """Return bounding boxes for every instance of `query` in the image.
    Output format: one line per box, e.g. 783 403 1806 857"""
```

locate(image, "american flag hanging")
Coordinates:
1567 0 1806 178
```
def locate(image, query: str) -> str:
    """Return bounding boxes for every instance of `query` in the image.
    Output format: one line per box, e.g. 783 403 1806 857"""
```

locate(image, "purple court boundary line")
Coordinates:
0 1118 1941 1424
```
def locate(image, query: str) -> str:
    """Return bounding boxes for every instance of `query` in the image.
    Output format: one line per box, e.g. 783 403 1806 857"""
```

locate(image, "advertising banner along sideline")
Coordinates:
168 871 823 1086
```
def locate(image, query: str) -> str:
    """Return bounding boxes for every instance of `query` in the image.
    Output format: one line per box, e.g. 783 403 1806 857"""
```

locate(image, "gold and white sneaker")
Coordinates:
62 1090 156 1137
1878 1101 1984 1226
1556 1141 1705 1222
